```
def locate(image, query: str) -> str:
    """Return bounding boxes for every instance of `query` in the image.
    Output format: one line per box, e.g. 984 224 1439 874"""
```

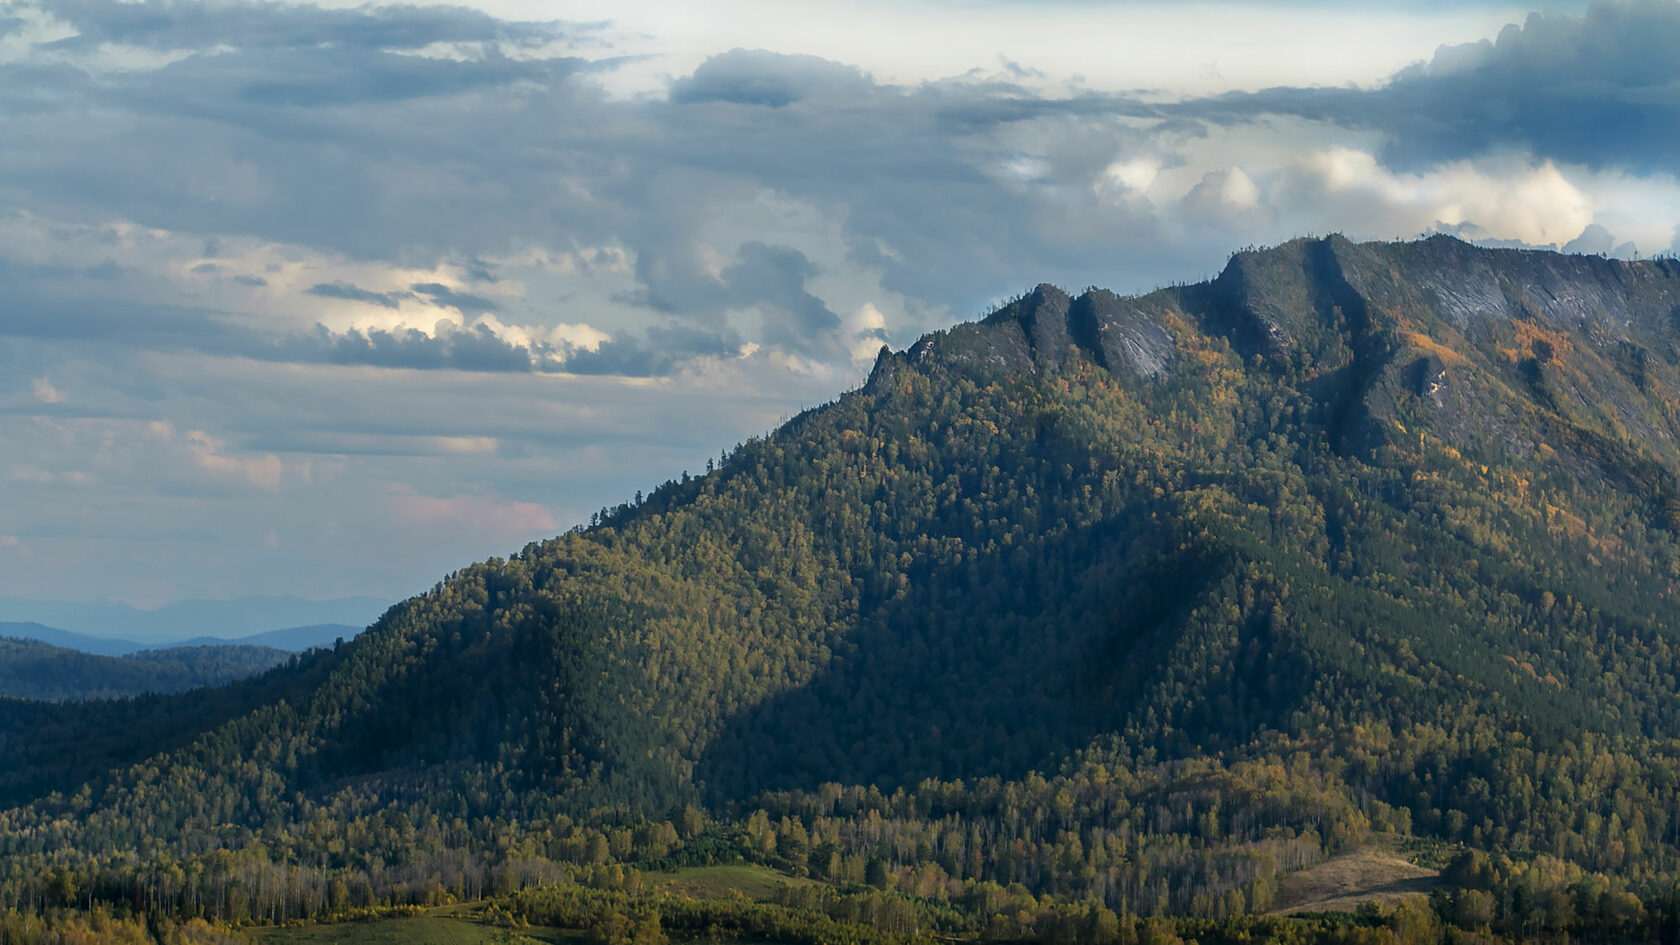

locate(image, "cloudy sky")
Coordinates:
3 0 1678 611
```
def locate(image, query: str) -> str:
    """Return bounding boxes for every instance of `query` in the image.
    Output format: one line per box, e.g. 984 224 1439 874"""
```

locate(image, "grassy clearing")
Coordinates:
1270 845 1440 916
251 912 579 945
247 868 814 944
642 864 816 901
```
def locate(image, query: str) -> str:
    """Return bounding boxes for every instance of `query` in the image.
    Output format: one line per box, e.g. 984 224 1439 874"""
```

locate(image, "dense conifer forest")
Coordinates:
0 638 288 702
6 235 1680 943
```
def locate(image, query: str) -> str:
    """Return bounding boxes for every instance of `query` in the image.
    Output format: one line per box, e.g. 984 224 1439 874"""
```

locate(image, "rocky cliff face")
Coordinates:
873 234 1680 499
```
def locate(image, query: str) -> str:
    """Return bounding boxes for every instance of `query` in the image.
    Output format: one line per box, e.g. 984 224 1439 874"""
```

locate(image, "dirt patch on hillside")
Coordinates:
1270 846 1439 915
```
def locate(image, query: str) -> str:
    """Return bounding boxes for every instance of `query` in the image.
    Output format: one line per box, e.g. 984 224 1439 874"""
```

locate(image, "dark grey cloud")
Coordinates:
565 324 741 377
41 0 578 54
723 242 841 355
411 282 498 315
1177 0 1680 173
0 259 248 349
269 323 539 373
235 49 588 108
307 281 404 308
670 48 874 107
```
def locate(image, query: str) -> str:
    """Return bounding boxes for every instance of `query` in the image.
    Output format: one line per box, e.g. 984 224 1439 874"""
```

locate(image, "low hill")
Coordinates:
0 622 145 656
0 636 291 701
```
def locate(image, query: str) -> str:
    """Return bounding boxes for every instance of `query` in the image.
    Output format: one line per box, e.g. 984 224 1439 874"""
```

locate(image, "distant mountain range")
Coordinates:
0 594 388 646
0 636 290 701
0 621 364 656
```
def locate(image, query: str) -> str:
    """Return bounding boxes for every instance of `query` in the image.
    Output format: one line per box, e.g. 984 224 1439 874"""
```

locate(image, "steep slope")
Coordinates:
0 636 290 701
6 235 1680 922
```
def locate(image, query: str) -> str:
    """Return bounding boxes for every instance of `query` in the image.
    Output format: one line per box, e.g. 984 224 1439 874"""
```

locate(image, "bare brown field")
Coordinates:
1270 845 1440 915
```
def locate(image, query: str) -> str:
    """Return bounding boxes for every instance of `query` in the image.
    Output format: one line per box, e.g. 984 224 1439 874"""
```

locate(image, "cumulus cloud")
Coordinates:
670 48 874 107
722 242 842 356
1179 0 1680 175
7 0 1670 382
1180 166 1267 228
1266 148 1597 248
269 322 545 373
565 323 743 377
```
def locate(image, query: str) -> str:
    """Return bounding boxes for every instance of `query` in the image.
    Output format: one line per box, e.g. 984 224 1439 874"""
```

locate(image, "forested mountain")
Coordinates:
0 623 146 657
0 636 290 701
0 621 361 656
0 595 388 644
167 623 363 652
6 234 1680 942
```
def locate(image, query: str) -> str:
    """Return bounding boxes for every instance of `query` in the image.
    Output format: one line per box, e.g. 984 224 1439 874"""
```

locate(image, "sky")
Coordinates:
2 0 1679 610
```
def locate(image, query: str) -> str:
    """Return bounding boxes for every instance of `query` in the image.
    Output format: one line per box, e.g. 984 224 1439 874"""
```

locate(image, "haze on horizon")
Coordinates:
2 0 1677 609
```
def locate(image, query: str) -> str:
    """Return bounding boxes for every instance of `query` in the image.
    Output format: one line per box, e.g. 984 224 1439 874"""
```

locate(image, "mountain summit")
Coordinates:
7 235 1680 923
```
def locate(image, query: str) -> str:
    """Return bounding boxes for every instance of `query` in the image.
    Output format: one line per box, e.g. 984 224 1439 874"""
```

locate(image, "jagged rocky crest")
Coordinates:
871 234 1680 483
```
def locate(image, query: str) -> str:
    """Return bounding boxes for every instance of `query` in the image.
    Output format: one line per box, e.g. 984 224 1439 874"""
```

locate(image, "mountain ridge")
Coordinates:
882 234 1680 491
6 235 1680 932
0 620 365 656
0 594 389 644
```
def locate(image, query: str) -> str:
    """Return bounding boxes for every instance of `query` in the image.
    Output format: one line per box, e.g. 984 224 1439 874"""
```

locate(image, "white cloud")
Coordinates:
548 321 611 352
543 0 1541 97
1097 158 1162 203
1280 148 1596 247
1182 166 1264 223
30 377 60 404
178 427 289 491
846 302 890 362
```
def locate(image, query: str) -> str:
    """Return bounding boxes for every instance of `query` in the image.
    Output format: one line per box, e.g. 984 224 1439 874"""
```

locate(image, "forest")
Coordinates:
5 235 1680 943
0 638 288 702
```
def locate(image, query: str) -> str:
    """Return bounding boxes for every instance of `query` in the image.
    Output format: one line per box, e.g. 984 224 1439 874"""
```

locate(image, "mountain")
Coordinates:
0 622 145 656
0 594 389 645
0 620 365 655
0 636 291 701
171 623 364 652
5 235 1680 937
